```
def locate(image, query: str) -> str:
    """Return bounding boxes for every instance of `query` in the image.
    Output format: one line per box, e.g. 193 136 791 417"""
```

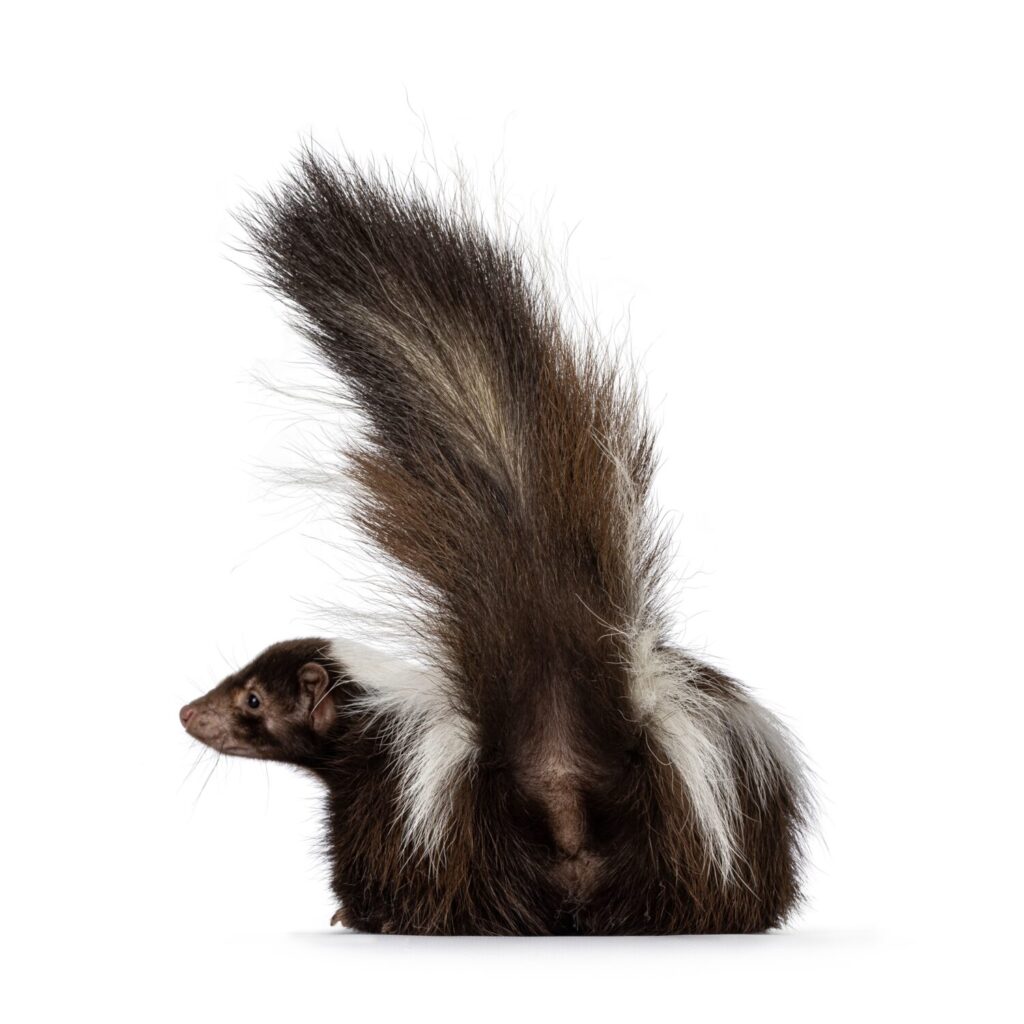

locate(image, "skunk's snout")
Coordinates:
179 691 241 755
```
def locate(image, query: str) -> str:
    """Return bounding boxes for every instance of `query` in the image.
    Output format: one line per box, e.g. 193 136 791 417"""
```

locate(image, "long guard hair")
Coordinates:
221 150 812 934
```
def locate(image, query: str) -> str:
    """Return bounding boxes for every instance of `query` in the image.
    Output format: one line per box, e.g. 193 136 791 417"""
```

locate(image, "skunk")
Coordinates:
180 151 813 935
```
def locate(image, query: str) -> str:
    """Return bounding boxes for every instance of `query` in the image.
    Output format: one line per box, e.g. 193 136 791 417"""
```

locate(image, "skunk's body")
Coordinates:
184 152 811 934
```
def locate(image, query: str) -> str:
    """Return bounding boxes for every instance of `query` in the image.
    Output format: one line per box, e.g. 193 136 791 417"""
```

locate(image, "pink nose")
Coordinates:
180 704 196 727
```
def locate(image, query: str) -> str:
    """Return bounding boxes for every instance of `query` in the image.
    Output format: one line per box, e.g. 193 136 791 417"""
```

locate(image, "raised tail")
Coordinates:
243 152 663 737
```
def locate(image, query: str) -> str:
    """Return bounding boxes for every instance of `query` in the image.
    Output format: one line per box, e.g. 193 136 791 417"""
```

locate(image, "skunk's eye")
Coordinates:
247 693 261 710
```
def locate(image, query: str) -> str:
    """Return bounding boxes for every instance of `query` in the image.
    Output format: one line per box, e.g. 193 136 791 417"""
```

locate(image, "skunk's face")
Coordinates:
180 638 339 764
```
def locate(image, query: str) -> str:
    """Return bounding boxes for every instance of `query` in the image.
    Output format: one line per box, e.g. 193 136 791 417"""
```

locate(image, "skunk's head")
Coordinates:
180 638 343 764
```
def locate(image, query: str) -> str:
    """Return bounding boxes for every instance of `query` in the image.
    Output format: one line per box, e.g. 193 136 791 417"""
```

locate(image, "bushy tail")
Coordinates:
242 151 665 747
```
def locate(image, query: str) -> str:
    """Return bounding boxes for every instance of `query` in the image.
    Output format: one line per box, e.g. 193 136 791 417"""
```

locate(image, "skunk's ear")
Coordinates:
298 662 336 733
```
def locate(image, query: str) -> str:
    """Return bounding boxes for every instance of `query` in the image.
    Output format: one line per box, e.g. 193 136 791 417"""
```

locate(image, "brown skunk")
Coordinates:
181 151 813 934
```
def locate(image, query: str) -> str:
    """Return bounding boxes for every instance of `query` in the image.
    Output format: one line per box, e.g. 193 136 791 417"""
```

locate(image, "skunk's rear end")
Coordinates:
241 152 812 933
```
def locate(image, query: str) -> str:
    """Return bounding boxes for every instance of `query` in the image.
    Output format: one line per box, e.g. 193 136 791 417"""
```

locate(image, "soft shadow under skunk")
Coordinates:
180 151 813 935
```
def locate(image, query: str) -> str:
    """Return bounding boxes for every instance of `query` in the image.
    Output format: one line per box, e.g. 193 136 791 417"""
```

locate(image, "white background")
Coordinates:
3 2 1021 1020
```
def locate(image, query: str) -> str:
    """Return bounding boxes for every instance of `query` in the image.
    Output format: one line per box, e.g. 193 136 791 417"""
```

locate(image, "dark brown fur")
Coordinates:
182 151 812 934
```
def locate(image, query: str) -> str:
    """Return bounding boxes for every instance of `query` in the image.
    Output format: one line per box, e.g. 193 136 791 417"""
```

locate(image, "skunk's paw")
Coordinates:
331 905 397 933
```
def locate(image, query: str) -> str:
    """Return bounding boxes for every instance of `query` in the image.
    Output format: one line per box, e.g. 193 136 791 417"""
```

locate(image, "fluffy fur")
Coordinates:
186 149 813 934
328 638 476 857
